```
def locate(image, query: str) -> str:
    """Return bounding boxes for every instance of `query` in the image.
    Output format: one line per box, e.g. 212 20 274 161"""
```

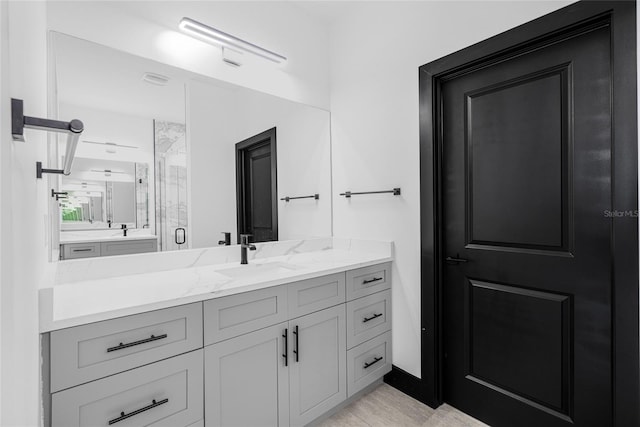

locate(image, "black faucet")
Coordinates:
240 234 256 264
121 224 128 237
218 232 231 246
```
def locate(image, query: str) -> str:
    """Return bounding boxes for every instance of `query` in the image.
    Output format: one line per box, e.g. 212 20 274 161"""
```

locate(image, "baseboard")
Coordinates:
384 365 440 409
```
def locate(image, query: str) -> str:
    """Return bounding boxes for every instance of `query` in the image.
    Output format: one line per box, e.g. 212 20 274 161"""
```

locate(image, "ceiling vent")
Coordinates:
142 72 170 86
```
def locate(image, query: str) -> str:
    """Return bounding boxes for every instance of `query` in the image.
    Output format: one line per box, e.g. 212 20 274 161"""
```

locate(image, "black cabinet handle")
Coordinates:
363 313 383 323
445 256 468 264
363 277 383 285
107 334 167 353
72 248 93 252
363 356 383 369
108 398 168 425
175 227 186 245
293 325 299 362
282 328 288 367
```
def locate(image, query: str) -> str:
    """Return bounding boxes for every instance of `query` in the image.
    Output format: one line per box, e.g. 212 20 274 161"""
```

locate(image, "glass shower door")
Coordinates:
154 121 188 251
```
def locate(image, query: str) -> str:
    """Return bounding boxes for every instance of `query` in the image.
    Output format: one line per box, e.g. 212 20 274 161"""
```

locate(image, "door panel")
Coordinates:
248 143 274 241
467 280 570 412
236 128 278 243
204 323 289 427
467 67 567 250
443 23 611 427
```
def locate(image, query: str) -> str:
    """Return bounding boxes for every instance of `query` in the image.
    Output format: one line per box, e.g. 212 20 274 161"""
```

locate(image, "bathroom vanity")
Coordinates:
40 238 393 427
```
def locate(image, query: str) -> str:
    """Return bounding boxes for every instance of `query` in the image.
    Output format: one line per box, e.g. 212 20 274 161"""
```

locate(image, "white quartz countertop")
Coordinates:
39 238 393 332
59 232 158 244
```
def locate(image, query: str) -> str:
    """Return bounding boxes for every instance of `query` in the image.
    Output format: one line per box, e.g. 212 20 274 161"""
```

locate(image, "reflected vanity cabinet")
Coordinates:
43 262 392 427
60 238 158 260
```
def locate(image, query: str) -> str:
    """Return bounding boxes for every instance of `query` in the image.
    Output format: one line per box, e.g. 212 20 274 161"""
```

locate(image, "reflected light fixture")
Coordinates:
104 142 117 154
178 17 287 64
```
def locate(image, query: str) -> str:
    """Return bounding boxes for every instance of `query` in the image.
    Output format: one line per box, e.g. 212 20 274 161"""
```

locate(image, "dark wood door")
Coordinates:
236 128 278 243
442 23 612 427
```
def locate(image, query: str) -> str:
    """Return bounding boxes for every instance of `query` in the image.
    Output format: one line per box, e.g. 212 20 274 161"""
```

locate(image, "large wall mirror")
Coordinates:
51 32 332 260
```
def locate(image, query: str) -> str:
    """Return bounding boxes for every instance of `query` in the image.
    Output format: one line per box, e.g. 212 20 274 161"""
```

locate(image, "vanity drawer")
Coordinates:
204 285 288 345
347 331 392 398
288 272 345 319
62 242 101 260
52 350 203 427
346 262 391 301
50 303 203 392
346 289 391 349
101 239 157 257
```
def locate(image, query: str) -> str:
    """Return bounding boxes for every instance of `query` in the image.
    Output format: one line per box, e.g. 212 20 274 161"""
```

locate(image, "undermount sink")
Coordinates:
218 261 303 279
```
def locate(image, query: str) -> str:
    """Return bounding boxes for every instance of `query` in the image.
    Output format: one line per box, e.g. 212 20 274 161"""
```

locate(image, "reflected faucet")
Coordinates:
218 232 231 246
240 234 256 264
121 224 128 237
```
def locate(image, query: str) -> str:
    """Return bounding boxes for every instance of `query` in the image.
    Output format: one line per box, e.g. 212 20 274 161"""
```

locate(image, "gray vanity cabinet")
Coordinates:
204 323 290 427
288 304 346 426
46 262 391 427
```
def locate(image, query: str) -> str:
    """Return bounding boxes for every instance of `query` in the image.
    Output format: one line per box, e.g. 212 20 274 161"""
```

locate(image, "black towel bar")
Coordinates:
340 188 401 198
281 194 319 202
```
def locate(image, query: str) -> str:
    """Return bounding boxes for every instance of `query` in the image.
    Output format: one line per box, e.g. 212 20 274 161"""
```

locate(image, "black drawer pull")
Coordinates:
108 398 168 425
363 277 383 285
293 325 299 362
363 313 383 323
72 248 93 252
363 356 383 369
283 328 288 367
107 334 168 352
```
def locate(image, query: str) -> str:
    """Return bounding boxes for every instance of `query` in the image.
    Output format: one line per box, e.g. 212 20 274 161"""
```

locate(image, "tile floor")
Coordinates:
317 384 490 427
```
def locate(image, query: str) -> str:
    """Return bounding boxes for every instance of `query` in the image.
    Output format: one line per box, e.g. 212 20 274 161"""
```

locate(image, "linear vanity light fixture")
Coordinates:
178 17 287 64
12 98 84 178
83 140 138 149
89 168 127 178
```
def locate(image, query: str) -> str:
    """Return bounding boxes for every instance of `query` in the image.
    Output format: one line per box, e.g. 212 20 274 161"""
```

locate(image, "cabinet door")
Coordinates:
205 323 289 427
289 305 346 427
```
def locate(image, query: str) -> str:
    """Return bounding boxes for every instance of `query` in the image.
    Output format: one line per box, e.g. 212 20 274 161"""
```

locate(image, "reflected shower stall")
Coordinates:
154 121 188 251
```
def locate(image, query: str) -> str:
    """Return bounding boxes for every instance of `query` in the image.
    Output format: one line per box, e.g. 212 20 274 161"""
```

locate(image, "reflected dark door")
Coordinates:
442 24 611 427
236 128 278 243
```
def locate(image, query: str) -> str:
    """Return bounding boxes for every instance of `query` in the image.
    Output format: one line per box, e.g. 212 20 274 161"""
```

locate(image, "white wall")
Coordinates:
0 2 49 426
188 78 332 247
0 3 6 421
189 80 243 248
46 1 331 110
328 0 575 378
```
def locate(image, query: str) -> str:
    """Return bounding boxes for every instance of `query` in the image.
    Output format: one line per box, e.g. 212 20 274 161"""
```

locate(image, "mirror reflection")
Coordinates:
51 32 332 260
60 158 141 227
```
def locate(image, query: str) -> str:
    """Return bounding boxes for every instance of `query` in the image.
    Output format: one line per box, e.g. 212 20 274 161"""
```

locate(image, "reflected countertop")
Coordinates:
59 230 158 244
39 237 393 332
